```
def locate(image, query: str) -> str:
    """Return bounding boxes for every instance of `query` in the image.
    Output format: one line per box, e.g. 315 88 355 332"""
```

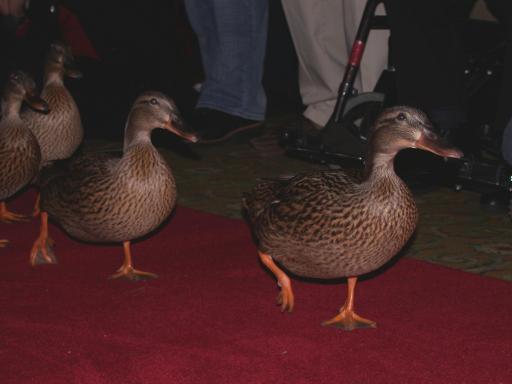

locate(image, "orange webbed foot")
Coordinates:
276 279 294 312
109 241 158 282
259 251 295 313
0 202 28 223
30 235 57 266
109 266 158 282
321 307 376 331
321 277 376 331
30 212 57 266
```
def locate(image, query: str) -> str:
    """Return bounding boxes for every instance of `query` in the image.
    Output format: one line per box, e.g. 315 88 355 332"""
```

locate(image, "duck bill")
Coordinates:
25 93 50 113
65 67 83 79
163 120 199 143
415 130 463 159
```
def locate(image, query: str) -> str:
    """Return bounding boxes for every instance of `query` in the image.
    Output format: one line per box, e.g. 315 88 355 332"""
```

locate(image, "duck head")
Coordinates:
1 70 49 116
368 106 463 160
123 91 199 150
44 41 83 84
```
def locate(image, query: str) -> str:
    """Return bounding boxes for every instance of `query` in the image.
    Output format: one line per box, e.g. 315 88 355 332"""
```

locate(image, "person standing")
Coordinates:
184 0 268 142
280 0 389 130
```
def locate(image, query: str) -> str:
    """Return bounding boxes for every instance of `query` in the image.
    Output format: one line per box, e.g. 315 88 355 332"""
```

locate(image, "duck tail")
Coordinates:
242 178 285 222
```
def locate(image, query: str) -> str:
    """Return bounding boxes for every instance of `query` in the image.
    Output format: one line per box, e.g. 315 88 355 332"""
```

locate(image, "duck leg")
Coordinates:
259 251 294 312
109 241 158 281
30 212 57 265
322 276 376 331
0 239 8 247
33 193 41 217
0 201 28 222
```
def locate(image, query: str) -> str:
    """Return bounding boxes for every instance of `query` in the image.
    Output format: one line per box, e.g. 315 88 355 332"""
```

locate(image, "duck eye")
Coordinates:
396 113 406 121
150 98 158 105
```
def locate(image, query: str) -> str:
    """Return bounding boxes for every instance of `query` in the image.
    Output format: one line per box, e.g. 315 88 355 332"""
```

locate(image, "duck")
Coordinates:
30 91 198 280
22 41 83 167
243 106 463 330
0 70 49 247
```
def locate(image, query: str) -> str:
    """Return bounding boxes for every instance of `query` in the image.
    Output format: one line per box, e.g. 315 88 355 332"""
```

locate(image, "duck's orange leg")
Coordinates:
0 239 8 248
259 251 294 312
322 276 376 331
0 201 28 222
109 241 158 281
32 193 41 217
30 212 57 266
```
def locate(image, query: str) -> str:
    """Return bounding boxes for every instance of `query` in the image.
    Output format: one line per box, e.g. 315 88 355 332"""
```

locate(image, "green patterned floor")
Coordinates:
86 117 512 282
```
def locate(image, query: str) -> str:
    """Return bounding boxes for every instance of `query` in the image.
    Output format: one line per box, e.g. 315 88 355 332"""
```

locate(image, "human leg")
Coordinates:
184 0 268 121
281 0 388 127
281 0 349 127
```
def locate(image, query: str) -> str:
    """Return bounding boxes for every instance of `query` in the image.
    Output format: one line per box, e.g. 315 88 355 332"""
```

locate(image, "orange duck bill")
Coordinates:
24 92 49 114
415 128 464 159
162 111 199 143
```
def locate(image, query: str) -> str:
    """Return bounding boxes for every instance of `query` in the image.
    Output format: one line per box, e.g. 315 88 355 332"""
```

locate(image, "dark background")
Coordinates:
0 0 301 140
0 0 507 148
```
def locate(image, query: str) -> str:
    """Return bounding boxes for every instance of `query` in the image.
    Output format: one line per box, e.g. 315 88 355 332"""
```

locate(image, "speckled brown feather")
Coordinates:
41 145 175 243
0 72 42 200
0 115 41 199
23 84 82 164
39 91 194 245
244 168 417 278
22 42 83 165
243 106 461 280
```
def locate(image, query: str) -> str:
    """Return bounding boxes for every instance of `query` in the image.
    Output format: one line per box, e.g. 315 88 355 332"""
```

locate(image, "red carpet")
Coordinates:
1 191 511 384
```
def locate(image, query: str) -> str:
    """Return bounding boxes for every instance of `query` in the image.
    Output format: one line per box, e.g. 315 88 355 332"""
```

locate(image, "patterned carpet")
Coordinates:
86 116 512 282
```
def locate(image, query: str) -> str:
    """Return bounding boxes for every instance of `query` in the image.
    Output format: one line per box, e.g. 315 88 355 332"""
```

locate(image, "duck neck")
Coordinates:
44 62 65 87
123 110 153 152
1 96 22 119
363 151 397 182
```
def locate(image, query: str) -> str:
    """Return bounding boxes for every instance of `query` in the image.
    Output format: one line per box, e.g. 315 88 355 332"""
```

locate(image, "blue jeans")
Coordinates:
185 0 268 121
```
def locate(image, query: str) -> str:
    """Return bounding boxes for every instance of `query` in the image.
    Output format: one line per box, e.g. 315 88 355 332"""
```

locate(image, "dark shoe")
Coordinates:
190 108 263 143
281 114 367 159
279 115 323 148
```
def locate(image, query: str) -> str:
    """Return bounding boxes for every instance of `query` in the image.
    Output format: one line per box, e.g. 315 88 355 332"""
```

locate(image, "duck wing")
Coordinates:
38 149 121 185
39 150 122 227
243 169 357 223
0 122 41 198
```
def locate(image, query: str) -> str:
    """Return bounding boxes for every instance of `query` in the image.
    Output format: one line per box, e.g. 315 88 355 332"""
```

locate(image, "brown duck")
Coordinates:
243 106 463 330
0 71 48 247
22 41 83 166
30 91 198 280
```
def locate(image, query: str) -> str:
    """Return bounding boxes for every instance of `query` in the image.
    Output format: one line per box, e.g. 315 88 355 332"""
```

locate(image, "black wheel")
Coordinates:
341 92 385 142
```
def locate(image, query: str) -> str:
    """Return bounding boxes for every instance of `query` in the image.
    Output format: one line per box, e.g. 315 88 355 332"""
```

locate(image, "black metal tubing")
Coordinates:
331 0 384 124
